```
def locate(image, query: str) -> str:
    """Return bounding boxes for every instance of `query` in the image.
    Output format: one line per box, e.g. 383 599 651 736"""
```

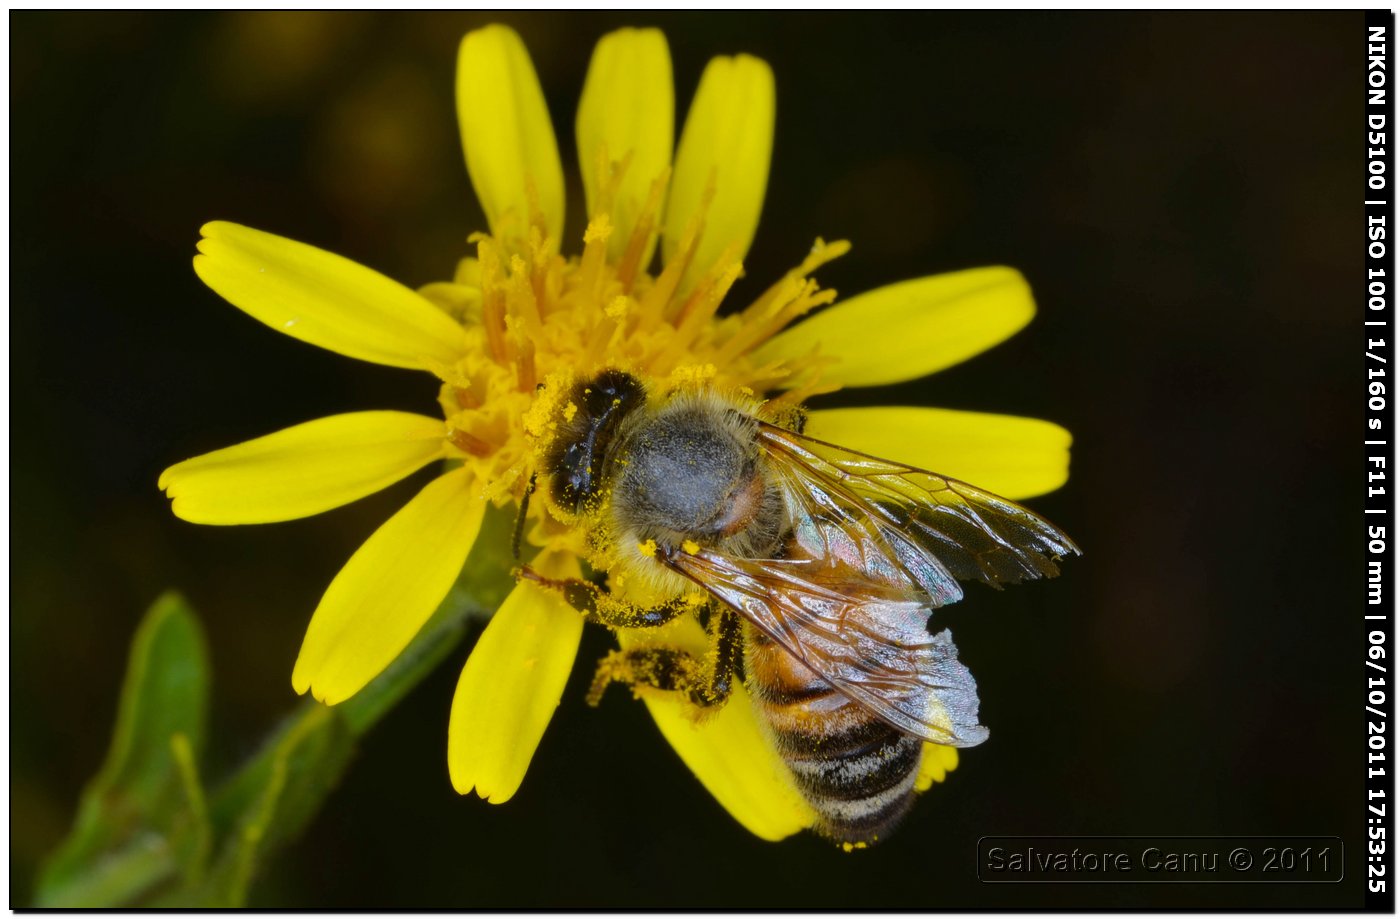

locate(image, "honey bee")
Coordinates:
526 369 1079 846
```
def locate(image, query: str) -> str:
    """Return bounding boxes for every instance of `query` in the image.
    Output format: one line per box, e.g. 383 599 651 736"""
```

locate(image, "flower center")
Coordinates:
424 168 851 552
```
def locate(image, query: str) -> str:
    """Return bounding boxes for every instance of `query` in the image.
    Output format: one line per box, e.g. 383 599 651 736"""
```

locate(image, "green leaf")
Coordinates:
35 591 211 907
164 508 517 906
33 832 174 910
36 505 522 907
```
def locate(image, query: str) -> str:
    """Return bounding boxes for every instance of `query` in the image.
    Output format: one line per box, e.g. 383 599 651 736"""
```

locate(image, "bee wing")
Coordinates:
663 546 989 746
657 421 1078 744
757 422 1081 593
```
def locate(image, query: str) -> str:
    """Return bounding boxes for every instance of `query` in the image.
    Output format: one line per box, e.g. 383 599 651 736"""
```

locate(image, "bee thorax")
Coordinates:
608 402 761 543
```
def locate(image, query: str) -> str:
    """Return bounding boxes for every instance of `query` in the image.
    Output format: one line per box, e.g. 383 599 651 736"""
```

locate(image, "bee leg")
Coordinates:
516 566 690 628
699 607 743 706
586 607 743 709
510 473 537 563
586 646 703 707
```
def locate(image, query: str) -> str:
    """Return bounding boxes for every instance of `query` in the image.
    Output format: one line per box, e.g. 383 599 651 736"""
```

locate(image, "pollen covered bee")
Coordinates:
525 369 1079 846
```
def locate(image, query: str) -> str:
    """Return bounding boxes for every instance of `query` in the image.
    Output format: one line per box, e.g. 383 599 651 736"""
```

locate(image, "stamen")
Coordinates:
523 173 552 255
591 141 615 215
534 242 565 319
508 254 545 342
737 238 849 326
743 349 839 393
577 215 614 305
636 235 691 332
450 428 493 457
713 239 850 364
594 146 632 221
475 238 512 365
767 378 840 412
583 144 632 296
659 175 718 322
526 226 554 314
515 336 538 392
651 245 743 372
454 386 480 410
616 167 670 292
581 295 631 369
481 290 510 364
748 282 838 353
637 182 714 332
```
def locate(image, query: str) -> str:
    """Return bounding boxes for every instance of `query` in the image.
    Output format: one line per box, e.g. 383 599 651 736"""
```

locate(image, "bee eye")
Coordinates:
544 370 644 512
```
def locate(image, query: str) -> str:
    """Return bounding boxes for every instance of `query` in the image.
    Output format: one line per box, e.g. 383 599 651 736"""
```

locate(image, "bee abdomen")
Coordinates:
748 631 923 846
779 719 922 844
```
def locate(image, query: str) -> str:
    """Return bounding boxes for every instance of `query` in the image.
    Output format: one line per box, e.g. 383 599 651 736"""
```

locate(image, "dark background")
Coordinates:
11 11 1366 908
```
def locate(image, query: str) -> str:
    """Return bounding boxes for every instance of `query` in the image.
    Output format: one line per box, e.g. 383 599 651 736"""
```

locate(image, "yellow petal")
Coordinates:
159 412 447 525
757 267 1036 388
617 616 814 841
804 405 1071 500
575 28 673 264
448 552 583 803
293 467 484 705
194 222 466 370
663 54 774 287
457 25 564 250
914 743 959 793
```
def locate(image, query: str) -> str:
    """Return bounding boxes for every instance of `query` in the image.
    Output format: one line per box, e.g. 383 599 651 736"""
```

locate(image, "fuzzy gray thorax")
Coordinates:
602 393 785 559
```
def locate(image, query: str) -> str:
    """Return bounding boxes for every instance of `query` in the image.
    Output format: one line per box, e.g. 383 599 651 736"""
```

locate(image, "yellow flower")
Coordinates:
159 25 1071 841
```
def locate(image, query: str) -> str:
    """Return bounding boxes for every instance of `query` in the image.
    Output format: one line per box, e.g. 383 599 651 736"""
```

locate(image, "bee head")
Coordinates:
543 369 646 514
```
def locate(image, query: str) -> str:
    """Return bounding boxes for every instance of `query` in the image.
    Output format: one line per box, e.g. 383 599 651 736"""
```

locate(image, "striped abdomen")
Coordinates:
745 624 924 846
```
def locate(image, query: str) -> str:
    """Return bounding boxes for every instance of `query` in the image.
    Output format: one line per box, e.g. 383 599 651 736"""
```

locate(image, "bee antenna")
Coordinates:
512 472 538 563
